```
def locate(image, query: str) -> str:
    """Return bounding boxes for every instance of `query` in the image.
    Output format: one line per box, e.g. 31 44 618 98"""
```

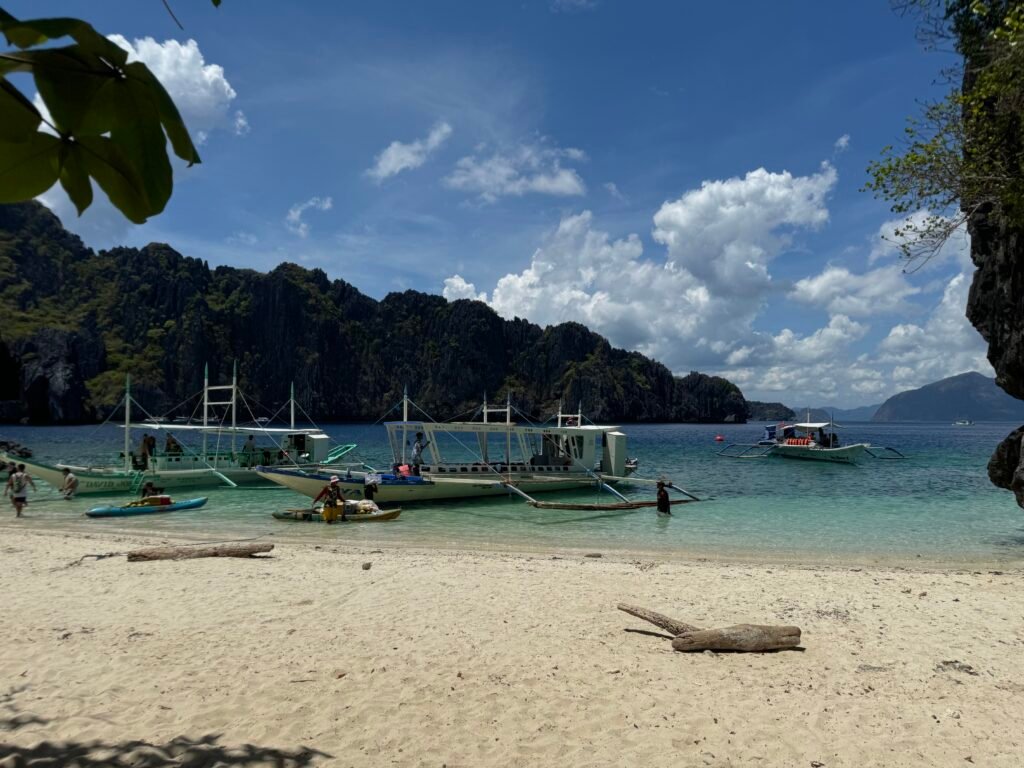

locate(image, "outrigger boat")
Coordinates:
274 500 402 523
86 495 208 518
9 366 356 496
257 392 692 510
717 421 905 464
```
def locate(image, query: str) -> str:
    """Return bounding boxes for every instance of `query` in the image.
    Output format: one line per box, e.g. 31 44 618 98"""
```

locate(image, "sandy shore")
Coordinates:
1 527 1022 767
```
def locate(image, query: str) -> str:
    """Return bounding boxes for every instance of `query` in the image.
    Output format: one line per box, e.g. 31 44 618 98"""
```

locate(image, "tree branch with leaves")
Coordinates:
0 3 220 223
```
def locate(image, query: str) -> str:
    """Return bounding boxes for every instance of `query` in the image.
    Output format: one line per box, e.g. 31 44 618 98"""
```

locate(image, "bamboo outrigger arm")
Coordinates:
597 474 700 501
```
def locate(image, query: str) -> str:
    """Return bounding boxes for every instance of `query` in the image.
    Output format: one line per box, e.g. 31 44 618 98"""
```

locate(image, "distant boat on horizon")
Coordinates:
953 418 975 426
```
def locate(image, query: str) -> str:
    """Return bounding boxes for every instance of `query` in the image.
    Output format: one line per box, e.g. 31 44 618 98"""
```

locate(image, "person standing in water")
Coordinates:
314 475 347 523
60 467 79 499
4 463 37 517
655 481 672 516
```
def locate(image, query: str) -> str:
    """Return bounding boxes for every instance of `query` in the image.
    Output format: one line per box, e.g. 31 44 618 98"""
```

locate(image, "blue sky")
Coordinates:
16 0 991 407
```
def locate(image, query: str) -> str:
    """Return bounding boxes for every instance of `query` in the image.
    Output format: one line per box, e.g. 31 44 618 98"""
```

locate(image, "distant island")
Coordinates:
745 401 796 422
0 202 749 425
790 404 881 422
872 372 1024 422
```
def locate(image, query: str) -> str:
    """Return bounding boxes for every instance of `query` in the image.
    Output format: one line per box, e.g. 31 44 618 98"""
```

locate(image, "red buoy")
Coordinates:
714 434 725 442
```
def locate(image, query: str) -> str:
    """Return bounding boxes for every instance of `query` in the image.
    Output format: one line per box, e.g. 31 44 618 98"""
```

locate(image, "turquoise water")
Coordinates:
2 421 1023 565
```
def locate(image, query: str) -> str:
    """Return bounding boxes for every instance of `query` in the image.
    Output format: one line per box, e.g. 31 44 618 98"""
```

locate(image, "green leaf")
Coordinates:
108 74 173 214
77 134 152 224
0 131 61 202
0 78 41 141
0 14 128 67
124 62 201 166
28 46 122 135
58 140 92 215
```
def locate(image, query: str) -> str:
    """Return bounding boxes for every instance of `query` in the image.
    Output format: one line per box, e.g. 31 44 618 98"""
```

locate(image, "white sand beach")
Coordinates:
1 526 1022 767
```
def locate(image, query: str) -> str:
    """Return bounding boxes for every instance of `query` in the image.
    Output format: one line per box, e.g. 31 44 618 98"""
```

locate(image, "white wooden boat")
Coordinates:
10 366 354 496
718 421 904 464
258 393 639 504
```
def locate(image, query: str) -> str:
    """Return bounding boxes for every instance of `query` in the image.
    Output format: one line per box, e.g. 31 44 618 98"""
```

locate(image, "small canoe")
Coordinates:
86 496 208 518
274 507 401 523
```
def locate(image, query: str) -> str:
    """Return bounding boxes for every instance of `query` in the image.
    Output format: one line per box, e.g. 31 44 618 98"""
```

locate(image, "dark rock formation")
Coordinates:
0 202 749 425
987 427 1024 508
966 208 1024 506
746 401 796 422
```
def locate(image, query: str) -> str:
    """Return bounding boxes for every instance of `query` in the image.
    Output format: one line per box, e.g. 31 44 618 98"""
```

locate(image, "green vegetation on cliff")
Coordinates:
0 202 750 424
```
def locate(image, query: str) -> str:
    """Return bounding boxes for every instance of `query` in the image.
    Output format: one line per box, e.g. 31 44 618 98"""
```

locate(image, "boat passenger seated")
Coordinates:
139 481 165 498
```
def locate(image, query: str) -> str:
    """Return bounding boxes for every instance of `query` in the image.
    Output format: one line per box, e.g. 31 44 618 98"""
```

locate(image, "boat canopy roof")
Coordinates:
383 419 620 435
793 422 843 430
123 423 326 435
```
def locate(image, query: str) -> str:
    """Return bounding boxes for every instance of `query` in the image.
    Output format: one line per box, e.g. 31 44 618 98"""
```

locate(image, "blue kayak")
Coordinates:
86 496 208 518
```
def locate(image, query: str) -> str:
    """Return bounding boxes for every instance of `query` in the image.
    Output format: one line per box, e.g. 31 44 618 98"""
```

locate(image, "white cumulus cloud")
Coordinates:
444 141 587 203
790 264 920 316
652 162 836 297
366 122 453 182
442 274 487 302
834 134 850 152
285 196 333 238
107 34 245 144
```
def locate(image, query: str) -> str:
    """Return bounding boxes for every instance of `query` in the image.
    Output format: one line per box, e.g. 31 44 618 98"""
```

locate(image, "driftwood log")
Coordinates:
617 603 801 652
671 624 801 652
127 543 274 562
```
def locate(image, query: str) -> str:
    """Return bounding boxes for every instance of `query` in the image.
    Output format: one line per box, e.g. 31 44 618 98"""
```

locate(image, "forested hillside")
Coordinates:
0 202 750 425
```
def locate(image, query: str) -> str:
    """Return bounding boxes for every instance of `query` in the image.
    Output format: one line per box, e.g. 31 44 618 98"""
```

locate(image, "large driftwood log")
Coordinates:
616 603 701 635
617 603 802 653
671 624 801 652
127 543 274 562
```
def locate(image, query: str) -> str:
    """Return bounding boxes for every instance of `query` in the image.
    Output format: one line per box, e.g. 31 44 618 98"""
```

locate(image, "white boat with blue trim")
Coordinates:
718 421 905 464
9 367 354 496
258 394 639 504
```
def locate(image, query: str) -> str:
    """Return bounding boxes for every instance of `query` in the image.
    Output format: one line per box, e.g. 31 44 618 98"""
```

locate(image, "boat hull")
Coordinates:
257 467 615 503
770 443 868 464
12 458 307 495
86 497 209 518
274 508 401 523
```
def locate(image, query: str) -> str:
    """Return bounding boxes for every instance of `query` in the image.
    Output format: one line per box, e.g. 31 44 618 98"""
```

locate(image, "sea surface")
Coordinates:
2 421 1023 566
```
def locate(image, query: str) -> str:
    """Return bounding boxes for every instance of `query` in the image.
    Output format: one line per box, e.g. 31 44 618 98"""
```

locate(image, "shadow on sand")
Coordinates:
0 733 331 767
1 686 330 767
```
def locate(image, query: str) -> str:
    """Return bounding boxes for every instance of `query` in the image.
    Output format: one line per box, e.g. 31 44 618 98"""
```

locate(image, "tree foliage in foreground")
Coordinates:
0 5 213 223
866 1 1024 266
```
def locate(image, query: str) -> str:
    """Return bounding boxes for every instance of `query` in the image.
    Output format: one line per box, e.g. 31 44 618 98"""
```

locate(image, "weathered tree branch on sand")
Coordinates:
127 543 274 562
616 603 701 635
671 624 801 652
616 603 802 653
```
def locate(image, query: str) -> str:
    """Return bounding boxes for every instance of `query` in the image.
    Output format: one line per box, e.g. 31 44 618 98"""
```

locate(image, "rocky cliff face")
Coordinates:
966 209 1024 506
0 202 749 425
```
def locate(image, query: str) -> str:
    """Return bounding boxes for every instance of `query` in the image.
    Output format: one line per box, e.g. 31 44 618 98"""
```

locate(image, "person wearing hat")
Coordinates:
314 475 347 523
655 481 671 516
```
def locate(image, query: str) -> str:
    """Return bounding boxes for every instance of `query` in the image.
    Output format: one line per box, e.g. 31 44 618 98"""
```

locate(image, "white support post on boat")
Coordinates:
482 392 488 424
202 363 209 461
230 360 237 462
505 391 512 471
123 373 131 473
402 385 408 465
290 382 295 430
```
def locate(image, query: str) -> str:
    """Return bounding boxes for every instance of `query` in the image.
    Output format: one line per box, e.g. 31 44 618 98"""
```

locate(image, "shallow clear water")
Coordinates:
3 421 1023 565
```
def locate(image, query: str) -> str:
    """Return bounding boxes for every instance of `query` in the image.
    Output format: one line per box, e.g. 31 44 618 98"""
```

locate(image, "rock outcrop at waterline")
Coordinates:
0 202 749 425
967 210 1024 508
